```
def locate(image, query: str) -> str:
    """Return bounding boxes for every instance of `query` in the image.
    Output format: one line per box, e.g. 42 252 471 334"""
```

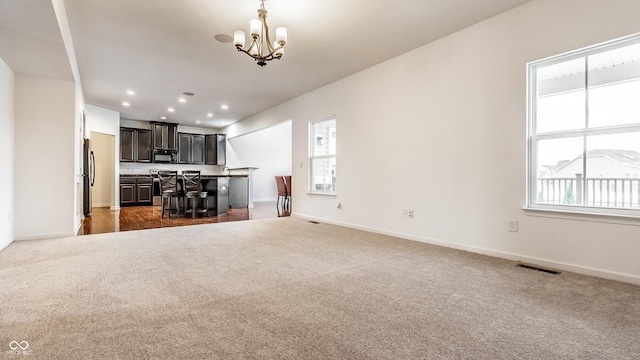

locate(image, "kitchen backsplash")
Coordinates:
119 162 226 175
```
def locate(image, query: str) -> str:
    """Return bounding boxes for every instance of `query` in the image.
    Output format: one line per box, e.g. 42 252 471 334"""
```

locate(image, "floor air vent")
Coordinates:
516 263 561 275
308 221 321 224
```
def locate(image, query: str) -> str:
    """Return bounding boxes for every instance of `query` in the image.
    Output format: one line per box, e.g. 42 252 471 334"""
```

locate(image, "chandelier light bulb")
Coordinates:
249 45 259 57
276 27 287 44
250 19 262 38
233 30 246 48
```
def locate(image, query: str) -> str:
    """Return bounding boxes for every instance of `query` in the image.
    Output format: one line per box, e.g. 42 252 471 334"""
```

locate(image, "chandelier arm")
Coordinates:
246 39 259 58
236 47 281 63
262 17 275 54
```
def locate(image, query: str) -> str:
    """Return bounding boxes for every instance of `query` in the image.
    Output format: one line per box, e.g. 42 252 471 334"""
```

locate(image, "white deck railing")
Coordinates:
537 174 640 208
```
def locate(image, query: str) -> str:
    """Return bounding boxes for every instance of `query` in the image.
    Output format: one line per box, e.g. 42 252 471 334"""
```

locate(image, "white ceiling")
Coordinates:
0 0 533 129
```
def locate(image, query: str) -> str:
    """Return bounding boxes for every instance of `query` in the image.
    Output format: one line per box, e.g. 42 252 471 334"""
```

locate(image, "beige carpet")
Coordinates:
0 217 639 359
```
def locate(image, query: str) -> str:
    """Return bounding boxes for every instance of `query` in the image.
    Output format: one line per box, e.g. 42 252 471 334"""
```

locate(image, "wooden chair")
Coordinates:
182 170 202 218
275 176 288 208
158 171 180 218
284 175 292 208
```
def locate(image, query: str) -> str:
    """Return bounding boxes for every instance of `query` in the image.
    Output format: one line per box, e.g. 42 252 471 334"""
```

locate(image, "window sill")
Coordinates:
524 205 640 226
307 191 337 197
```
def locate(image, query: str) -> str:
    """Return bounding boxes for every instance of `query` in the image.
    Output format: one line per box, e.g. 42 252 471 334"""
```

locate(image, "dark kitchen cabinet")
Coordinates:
151 122 177 150
192 134 205 164
120 128 135 162
136 129 152 162
120 128 152 163
205 134 226 165
120 177 153 206
178 133 192 163
136 178 153 205
120 178 136 205
178 133 205 164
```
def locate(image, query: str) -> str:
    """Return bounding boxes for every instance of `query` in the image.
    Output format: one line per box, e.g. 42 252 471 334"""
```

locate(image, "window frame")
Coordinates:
308 115 337 196
526 33 640 218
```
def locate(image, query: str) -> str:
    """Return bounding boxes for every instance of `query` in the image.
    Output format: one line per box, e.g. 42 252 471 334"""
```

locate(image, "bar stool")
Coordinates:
197 191 209 217
158 171 180 218
182 170 201 218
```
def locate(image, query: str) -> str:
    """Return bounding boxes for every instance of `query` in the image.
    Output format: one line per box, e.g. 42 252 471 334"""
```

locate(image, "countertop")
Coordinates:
120 174 248 178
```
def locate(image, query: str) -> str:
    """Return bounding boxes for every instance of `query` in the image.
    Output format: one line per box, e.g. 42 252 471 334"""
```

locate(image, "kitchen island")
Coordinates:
119 168 257 216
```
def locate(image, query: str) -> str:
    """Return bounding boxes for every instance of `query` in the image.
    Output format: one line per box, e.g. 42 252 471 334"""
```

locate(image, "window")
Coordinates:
309 116 336 194
527 34 640 216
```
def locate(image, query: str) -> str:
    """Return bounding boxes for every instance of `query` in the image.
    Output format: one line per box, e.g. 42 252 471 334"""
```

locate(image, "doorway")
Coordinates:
227 120 292 202
90 131 115 208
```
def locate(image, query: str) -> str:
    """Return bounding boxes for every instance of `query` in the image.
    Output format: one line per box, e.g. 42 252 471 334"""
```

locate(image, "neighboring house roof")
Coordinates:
551 160 571 172
553 149 640 173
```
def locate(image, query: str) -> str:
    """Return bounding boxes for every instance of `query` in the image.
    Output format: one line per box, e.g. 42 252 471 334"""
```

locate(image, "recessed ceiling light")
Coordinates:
168 107 175 112
160 116 167 120
195 120 201 124
179 98 186 103
207 113 213 118
182 92 195 96
126 90 135 96
122 101 130 107
221 105 229 110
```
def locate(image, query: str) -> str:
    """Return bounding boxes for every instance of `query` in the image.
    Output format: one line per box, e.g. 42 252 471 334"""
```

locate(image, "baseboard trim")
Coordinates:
293 214 640 286
15 231 76 241
109 206 121 211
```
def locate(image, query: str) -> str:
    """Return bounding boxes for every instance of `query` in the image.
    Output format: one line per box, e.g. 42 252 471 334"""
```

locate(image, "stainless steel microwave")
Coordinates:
153 149 177 163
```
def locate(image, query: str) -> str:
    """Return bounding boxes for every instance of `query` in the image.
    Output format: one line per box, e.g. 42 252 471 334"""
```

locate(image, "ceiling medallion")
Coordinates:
233 0 287 67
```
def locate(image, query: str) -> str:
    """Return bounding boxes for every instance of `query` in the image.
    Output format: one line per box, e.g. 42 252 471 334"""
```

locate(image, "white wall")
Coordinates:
0 57 14 251
227 121 292 202
14 75 76 240
85 104 120 209
224 0 640 284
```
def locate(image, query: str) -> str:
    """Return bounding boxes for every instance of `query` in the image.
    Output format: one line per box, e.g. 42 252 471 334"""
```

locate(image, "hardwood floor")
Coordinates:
79 202 290 235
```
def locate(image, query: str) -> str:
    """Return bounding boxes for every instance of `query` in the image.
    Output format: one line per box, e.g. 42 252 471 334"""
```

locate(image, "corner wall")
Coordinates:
0 57 14 251
14 75 76 240
226 0 640 284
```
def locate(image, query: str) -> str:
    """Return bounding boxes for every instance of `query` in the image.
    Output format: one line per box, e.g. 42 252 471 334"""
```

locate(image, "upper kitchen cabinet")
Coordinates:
178 133 205 164
205 134 226 165
120 128 134 162
120 127 152 162
192 134 205 164
178 133 192 164
136 129 152 162
151 122 177 150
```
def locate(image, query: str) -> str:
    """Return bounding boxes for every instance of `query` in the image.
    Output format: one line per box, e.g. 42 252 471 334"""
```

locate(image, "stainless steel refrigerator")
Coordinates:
83 139 95 216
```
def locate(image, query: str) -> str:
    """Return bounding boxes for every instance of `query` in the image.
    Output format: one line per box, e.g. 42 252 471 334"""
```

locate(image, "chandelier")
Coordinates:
233 0 288 67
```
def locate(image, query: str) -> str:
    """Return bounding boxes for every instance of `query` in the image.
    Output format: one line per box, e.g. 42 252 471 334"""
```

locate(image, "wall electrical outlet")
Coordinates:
508 219 518 232
403 209 414 219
